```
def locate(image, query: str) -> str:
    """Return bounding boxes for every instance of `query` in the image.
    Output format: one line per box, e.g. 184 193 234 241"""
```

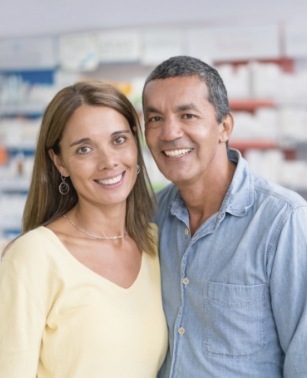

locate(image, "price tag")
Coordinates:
285 22 307 57
188 24 280 61
59 33 99 71
98 30 140 63
0 37 57 69
140 29 183 65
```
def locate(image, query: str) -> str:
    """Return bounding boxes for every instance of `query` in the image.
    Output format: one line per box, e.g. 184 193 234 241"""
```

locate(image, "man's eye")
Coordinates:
182 114 196 119
149 116 161 123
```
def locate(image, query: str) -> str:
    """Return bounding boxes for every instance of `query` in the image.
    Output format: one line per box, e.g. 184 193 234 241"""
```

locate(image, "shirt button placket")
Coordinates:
178 326 185 335
179 273 189 339
173 235 189 376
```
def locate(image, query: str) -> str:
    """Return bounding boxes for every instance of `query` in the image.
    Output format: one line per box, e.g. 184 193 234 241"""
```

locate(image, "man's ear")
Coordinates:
48 149 69 177
218 113 234 143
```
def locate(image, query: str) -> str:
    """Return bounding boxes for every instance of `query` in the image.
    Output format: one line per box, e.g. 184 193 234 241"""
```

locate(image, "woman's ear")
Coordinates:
218 113 234 143
48 149 69 177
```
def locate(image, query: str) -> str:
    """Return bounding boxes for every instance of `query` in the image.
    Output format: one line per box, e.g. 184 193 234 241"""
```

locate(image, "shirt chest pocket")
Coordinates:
203 282 268 358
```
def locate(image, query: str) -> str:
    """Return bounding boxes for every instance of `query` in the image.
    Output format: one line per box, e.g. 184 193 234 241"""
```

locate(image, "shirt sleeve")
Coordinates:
269 205 307 377
0 246 47 376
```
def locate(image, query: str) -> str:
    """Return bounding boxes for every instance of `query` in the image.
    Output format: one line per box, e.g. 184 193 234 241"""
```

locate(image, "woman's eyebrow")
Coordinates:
69 138 90 147
69 130 131 147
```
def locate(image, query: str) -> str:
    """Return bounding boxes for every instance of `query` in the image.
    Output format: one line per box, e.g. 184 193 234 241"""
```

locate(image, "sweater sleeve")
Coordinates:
0 260 45 376
0 229 55 377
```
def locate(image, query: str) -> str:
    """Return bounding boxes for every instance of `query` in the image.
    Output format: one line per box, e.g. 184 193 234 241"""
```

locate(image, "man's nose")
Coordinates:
160 117 183 141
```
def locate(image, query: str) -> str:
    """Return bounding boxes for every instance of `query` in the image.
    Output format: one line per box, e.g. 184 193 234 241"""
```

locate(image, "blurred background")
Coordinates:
1 0 307 244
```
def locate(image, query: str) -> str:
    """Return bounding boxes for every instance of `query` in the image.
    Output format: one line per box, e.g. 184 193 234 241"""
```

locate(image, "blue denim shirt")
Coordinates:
156 149 307 378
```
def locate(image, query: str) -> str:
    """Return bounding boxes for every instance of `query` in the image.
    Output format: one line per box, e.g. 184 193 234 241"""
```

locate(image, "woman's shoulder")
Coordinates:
148 222 158 233
1 226 60 263
148 222 158 240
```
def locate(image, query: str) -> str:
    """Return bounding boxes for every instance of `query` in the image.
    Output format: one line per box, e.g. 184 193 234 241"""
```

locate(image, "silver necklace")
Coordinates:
63 214 127 240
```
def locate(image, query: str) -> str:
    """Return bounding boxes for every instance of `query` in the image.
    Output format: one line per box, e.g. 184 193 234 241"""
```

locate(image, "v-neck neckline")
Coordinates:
41 226 145 291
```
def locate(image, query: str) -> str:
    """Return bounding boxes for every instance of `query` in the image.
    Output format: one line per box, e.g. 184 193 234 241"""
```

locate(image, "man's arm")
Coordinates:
270 205 307 377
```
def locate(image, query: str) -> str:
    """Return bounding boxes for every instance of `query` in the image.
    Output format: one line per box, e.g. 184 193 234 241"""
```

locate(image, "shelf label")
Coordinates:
59 33 100 72
0 37 57 70
285 22 307 57
98 30 140 63
188 24 280 61
140 29 184 65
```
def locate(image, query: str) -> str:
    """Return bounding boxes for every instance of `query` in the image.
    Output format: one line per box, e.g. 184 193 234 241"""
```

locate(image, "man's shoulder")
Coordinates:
153 184 178 224
253 174 307 210
156 183 178 204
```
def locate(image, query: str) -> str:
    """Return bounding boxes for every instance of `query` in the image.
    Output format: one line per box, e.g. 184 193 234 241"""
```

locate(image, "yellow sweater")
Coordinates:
0 226 168 378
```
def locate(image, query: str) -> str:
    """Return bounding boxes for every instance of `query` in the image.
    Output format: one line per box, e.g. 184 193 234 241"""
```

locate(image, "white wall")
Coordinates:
1 0 307 39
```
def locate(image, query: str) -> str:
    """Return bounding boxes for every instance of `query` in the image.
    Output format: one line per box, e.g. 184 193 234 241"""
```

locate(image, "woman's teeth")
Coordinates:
98 174 122 185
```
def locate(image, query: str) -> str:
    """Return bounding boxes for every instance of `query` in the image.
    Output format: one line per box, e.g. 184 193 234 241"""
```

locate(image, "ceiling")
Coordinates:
1 0 306 40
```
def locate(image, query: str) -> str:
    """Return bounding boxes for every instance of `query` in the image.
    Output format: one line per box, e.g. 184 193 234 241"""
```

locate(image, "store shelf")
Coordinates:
0 72 52 241
0 104 45 116
4 145 36 154
229 99 275 112
230 140 299 161
230 140 278 151
0 178 30 193
214 57 295 73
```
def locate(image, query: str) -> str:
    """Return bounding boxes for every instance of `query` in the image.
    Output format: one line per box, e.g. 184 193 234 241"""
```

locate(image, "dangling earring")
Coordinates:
59 175 70 195
136 165 140 175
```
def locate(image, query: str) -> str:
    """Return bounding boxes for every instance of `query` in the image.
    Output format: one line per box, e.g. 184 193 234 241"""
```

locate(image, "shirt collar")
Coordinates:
170 148 254 220
222 148 254 217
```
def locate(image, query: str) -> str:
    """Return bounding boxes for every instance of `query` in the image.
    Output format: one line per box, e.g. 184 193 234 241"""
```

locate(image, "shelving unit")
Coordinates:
0 69 57 241
214 57 295 72
229 99 275 113
218 57 307 199
230 140 278 152
228 97 282 155
1 22 307 244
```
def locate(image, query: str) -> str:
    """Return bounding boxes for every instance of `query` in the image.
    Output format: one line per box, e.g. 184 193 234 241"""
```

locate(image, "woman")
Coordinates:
0 81 168 377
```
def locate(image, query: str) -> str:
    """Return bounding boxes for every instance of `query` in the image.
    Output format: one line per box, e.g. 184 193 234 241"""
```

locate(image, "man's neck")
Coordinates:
179 160 236 235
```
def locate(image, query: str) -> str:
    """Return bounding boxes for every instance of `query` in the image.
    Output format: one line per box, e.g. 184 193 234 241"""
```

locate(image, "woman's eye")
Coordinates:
77 146 91 154
114 136 127 145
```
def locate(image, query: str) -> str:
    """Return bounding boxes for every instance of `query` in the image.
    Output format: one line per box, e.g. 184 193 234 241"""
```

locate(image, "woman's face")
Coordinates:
51 104 138 209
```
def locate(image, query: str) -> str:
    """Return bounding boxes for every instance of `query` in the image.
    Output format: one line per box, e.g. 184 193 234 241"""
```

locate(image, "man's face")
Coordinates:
143 75 231 189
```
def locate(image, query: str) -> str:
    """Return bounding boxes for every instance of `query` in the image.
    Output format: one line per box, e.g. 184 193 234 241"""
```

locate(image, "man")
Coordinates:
142 55 307 377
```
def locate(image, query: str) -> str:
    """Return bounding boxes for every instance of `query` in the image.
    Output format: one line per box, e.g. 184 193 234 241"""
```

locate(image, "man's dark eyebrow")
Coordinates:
145 104 198 114
176 103 198 111
144 106 162 114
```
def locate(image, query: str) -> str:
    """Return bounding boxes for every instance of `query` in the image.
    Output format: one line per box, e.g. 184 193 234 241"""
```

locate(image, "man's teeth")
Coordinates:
98 174 122 185
164 149 191 157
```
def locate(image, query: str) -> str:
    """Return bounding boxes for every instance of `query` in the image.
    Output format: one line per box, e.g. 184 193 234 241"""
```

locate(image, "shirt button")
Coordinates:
184 228 189 236
178 327 185 335
182 277 189 285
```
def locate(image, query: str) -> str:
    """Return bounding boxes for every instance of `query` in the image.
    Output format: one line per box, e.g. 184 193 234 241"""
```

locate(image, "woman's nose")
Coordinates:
96 148 118 170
